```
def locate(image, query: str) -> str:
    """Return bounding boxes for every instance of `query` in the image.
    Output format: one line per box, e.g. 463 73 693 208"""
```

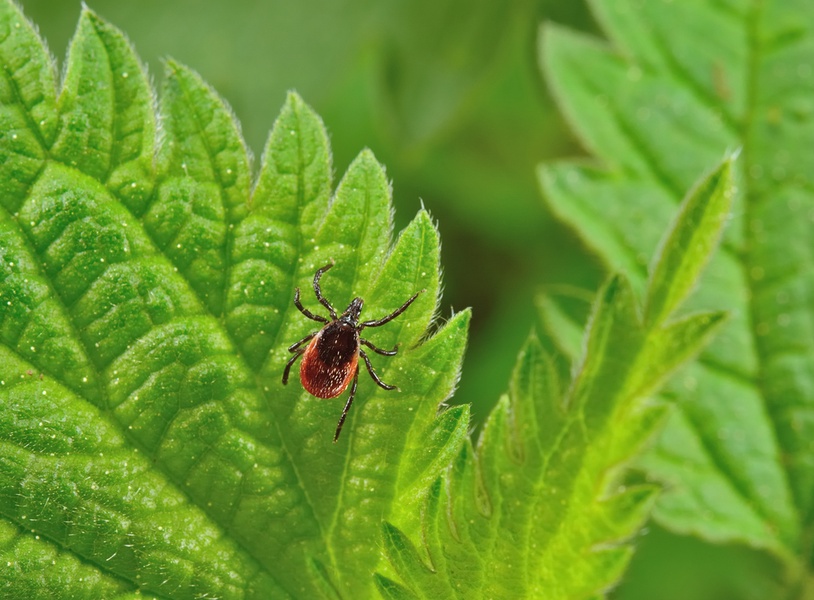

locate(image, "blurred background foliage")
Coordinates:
18 0 773 598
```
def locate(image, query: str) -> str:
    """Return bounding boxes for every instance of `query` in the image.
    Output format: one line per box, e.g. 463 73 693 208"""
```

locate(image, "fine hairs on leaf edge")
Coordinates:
159 57 254 171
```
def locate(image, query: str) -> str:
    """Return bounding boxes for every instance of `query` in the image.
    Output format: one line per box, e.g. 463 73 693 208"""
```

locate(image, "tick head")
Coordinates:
341 297 364 326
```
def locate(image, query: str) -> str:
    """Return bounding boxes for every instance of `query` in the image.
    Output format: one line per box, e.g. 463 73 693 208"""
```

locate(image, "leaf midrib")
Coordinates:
166 60 240 319
738 0 804 558
607 0 803 563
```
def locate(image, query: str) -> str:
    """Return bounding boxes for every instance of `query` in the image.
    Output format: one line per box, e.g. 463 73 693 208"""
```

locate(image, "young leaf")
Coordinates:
540 0 812 586
645 158 735 327
378 163 731 598
0 4 469 599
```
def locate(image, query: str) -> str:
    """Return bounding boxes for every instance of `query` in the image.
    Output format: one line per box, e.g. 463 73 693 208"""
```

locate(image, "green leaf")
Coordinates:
0 4 469 598
379 158 730 598
645 158 735 327
540 0 814 585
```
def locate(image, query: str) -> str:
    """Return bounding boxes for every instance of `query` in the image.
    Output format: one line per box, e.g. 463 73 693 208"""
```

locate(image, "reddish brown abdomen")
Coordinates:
300 322 360 398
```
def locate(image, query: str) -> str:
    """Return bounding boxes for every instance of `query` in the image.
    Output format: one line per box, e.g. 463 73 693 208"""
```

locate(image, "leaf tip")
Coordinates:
382 521 404 547
355 146 382 169
162 55 181 76
710 152 737 196
78 2 110 28
78 2 94 19
413 206 434 228
284 88 304 104
162 56 197 82
452 306 473 331
283 89 311 116
340 147 389 192
439 403 471 433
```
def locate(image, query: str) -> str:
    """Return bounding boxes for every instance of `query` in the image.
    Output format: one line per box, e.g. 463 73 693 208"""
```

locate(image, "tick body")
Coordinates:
282 263 421 442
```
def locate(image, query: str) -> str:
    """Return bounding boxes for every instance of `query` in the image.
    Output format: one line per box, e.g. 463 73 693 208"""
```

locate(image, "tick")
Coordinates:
282 262 422 442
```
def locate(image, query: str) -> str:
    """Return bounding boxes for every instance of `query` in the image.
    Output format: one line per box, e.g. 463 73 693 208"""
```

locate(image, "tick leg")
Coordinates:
360 290 423 328
282 348 306 385
361 338 398 356
294 288 329 323
288 331 317 353
360 349 398 391
334 366 359 442
313 262 338 320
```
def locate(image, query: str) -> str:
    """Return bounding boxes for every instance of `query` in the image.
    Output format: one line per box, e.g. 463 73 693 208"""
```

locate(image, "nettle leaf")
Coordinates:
540 0 814 582
377 161 732 598
0 4 468 599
